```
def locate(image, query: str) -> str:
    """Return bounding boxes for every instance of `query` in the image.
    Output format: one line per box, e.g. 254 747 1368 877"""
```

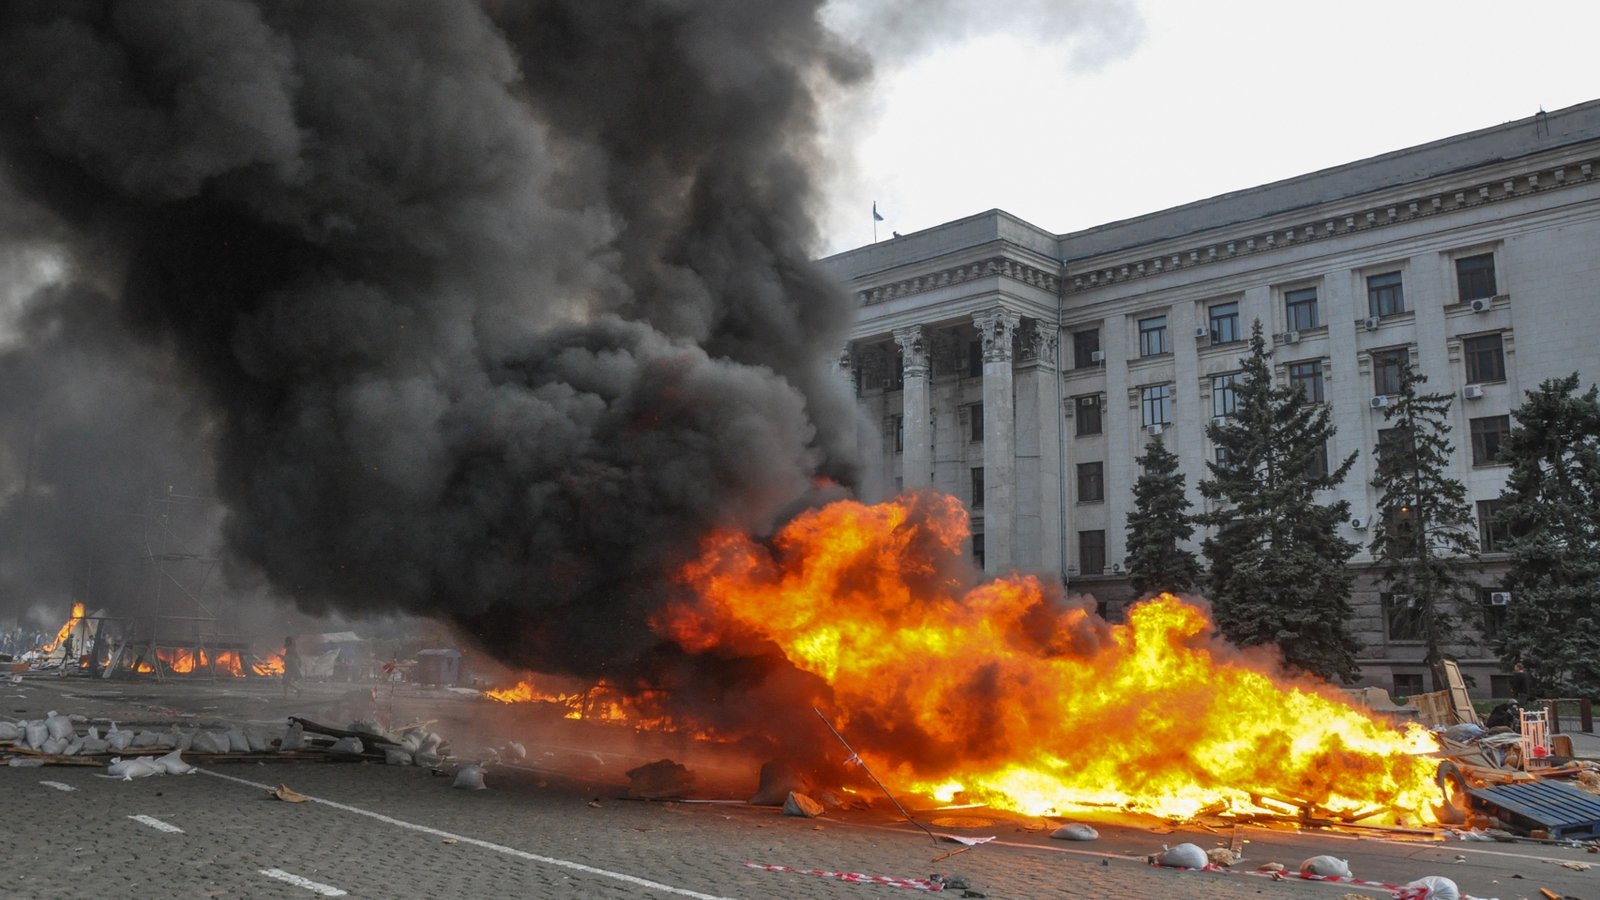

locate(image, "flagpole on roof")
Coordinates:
872 201 885 243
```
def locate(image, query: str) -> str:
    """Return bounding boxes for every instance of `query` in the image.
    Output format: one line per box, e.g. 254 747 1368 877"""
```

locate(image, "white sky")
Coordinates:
818 0 1599 255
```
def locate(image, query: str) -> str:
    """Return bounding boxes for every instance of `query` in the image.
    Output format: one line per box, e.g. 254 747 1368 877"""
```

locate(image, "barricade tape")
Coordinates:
744 861 945 891
1151 861 1491 900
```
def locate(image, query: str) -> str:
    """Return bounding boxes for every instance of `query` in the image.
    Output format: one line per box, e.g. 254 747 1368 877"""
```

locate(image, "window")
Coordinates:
1307 441 1330 479
967 340 983 378
1289 360 1325 403
1383 592 1424 642
1479 586 1508 639
970 467 984 509
890 415 904 453
1077 462 1104 503
1073 329 1101 369
1209 301 1241 344
886 344 904 391
1138 315 1169 357
1372 348 1408 395
1367 271 1406 318
1079 530 1106 575
1074 395 1102 436
1140 384 1172 426
1463 333 1505 383
1456 253 1498 302
969 403 984 442
1470 415 1510 466
1392 673 1426 699
1385 502 1421 557
1285 287 1319 331
1211 372 1241 417
1477 499 1508 552
971 532 985 569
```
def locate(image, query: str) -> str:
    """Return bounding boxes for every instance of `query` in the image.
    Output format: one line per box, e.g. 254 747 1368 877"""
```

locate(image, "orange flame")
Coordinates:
253 652 286 676
488 677 686 731
662 494 1441 823
41 602 87 653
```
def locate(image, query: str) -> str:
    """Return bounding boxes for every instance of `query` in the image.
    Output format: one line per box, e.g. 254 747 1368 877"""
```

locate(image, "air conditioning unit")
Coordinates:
1364 316 1381 331
1470 297 1493 313
1280 331 1301 345
1211 415 1229 427
1090 350 1105 364
1146 423 1165 436
1369 395 1390 410
1084 395 1098 406
1394 593 1418 609
1489 591 1513 606
1463 384 1485 400
1194 326 1210 340
1350 517 1367 529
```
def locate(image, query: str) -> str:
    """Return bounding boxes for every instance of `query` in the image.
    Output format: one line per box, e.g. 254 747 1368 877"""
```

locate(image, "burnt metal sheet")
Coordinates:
1466 780 1600 839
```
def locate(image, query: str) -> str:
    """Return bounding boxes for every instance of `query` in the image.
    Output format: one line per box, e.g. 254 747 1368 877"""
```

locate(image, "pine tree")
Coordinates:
1125 435 1200 597
1368 361 1480 690
1493 374 1600 697
1198 320 1362 681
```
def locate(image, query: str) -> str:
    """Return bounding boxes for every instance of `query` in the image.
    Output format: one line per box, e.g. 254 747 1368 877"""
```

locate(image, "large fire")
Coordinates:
658 493 1441 824
41 602 87 653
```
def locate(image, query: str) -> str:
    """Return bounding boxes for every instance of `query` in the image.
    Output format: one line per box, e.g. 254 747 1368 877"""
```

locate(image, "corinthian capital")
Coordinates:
972 307 1021 363
892 325 930 377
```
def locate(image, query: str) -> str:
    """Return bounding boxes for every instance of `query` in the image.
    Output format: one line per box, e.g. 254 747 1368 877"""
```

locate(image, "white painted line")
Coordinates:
127 814 184 834
200 770 734 900
39 780 77 792
259 868 348 897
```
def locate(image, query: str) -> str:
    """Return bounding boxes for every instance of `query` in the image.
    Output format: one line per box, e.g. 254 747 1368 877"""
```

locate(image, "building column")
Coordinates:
973 307 1020 573
892 325 932 490
1014 323 1062 573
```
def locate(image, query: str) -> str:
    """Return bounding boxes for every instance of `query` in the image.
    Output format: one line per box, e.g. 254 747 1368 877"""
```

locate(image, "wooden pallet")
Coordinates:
1467 780 1600 839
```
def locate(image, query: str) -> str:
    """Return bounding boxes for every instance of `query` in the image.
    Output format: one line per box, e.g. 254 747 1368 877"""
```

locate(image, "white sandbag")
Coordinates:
226 727 250 753
280 723 305 751
1299 855 1352 878
155 729 178 749
1050 823 1099 841
131 730 160 748
1402 876 1459 899
401 732 422 753
419 732 442 754
177 729 193 751
69 714 87 723
86 725 100 741
107 728 134 751
46 714 74 740
189 730 228 754
64 739 83 756
0 721 21 740
155 749 197 775
40 737 68 755
81 738 108 754
25 720 48 749
108 756 161 777
385 748 413 766
118 758 165 780
328 736 364 755
8 757 45 767
245 728 269 752
505 740 526 760
453 764 486 790
414 750 441 768
1156 843 1209 869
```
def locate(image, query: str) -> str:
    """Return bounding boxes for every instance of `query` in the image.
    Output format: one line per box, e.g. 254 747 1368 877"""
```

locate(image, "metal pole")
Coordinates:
812 708 937 844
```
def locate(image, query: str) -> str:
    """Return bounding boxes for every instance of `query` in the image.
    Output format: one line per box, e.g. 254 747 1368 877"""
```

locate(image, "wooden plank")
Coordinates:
1442 661 1482 726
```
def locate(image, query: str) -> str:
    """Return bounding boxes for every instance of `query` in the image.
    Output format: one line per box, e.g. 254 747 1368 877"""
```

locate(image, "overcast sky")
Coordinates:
818 0 1598 256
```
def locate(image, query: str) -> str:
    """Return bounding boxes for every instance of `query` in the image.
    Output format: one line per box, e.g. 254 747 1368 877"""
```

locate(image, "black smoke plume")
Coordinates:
0 0 862 686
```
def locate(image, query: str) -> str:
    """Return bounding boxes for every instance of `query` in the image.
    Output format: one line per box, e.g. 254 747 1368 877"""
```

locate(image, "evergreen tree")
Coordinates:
1125 435 1200 597
1198 320 1362 681
1493 374 1600 697
1368 361 1480 690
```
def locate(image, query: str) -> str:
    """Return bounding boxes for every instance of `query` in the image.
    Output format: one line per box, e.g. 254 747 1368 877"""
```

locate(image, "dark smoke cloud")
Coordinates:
0 0 861 676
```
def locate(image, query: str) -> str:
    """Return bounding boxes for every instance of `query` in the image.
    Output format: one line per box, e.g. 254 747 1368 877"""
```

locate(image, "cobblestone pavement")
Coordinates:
4 674 1599 899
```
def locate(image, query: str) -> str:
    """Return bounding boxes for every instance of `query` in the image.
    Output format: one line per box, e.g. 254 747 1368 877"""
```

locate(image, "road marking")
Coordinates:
200 770 734 900
39 781 77 792
128 814 184 834
259 868 348 896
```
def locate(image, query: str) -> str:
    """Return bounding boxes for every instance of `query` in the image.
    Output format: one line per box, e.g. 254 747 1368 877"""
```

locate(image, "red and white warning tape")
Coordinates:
744 861 945 891
1152 861 1486 900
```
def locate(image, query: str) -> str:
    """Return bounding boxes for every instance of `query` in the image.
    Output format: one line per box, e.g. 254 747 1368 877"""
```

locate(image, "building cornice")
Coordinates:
852 254 1061 308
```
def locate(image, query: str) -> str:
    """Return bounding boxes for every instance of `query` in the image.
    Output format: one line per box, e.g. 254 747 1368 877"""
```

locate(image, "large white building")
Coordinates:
820 100 1600 696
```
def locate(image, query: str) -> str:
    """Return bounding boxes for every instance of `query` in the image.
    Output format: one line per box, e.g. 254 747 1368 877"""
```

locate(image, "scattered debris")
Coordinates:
625 759 698 800
1206 847 1240 866
1049 823 1099 842
452 764 486 790
270 784 308 803
749 760 815 807
782 792 824 818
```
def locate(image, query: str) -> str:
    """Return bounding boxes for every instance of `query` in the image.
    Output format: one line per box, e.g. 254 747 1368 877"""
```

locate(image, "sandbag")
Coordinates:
85 725 100 741
155 749 197 775
328 736 364 755
1402 876 1460 899
155 729 178 749
107 729 134 751
401 732 422 753
107 756 164 779
40 737 68 755
0 721 21 741
46 714 74 741
414 750 441 768
1050 823 1099 841
418 732 442 754
245 728 270 752
131 730 160 748
189 730 228 754
280 723 305 751
25 720 48 749
782 792 824 818
7 757 44 767
80 738 108 754
385 748 413 766
453 764 486 790
1299 855 1352 877
1156 843 1209 869
63 738 84 756
227 727 250 753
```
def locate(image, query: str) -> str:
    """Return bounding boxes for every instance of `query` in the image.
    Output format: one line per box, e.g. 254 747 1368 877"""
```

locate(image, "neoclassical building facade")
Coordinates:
819 100 1600 696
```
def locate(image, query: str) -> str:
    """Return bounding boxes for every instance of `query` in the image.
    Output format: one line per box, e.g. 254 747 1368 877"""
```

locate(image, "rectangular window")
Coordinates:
1456 253 1498 302
1072 329 1101 369
890 415 904 453
1470 415 1510 466
971 467 984 509
971 532 985 569
1477 499 1508 552
1367 271 1406 318
1211 372 1241 417
1288 360 1325 403
1074 395 1102 436
1140 384 1172 427
1138 315 1169 357
1079 530 1106 575
1308 441 1330 479
1285 287 1320 331
1383 592 1424 642
1077 462 1104 503
1372 348 1408 395
1463 333 1506 383
887 343 904 391
1209 301 1241 344
1392 673 1426 699
967 340 983 378
969 403 984 442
